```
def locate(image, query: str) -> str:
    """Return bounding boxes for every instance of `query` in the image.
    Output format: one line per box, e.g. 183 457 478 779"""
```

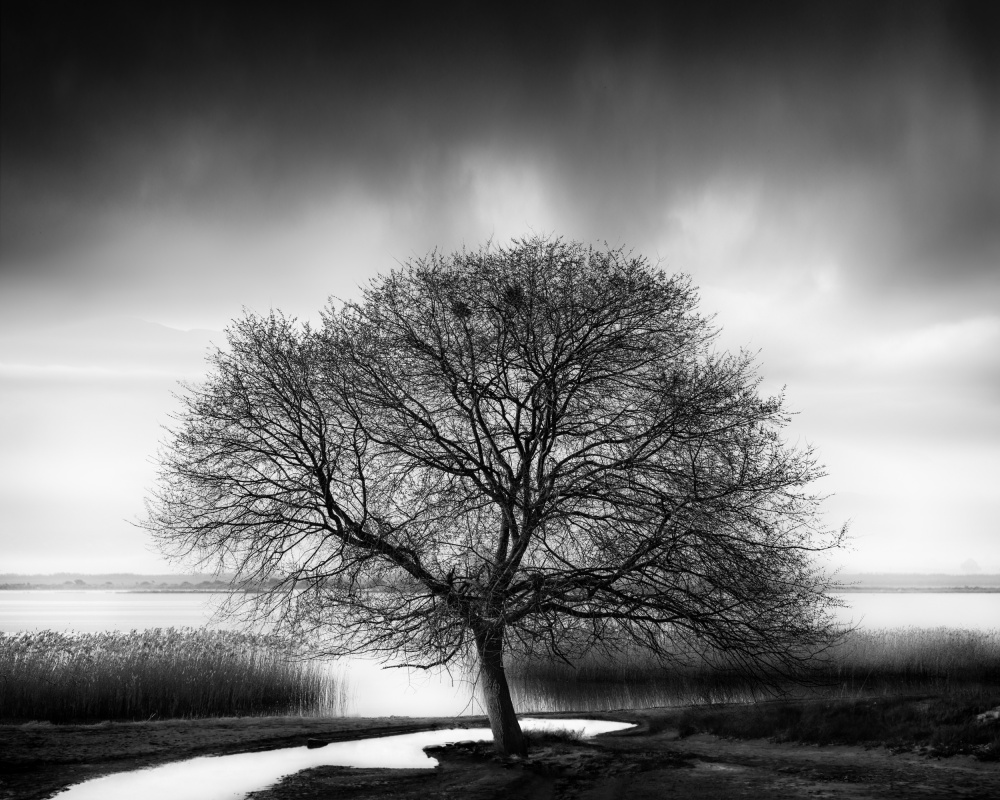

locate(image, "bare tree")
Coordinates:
145 237 845 756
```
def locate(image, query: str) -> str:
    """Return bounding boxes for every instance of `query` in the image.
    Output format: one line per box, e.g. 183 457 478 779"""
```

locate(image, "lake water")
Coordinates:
0 590 221 633
2 590 997 634
56 718 636 800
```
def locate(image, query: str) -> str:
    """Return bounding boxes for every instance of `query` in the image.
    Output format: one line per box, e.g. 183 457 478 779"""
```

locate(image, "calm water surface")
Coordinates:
835 592 1000 629
0 590 226 633
2 590 997 633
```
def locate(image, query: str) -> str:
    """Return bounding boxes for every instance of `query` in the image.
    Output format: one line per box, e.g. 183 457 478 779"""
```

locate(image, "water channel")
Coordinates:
56 718 635 800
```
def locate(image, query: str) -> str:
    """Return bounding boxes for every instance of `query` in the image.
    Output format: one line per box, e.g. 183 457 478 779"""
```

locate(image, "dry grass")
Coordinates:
823 627 1000 690
0 627 350 723
507 627 1000 712
673 693 1000 761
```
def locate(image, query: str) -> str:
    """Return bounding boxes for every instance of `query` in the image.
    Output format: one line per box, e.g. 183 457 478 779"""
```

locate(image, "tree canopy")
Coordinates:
145 237 845 755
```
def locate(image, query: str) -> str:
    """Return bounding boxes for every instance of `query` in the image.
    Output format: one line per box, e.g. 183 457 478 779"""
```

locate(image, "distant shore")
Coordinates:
4 572 1000 593
5 586 1000 594
835 586 1000 593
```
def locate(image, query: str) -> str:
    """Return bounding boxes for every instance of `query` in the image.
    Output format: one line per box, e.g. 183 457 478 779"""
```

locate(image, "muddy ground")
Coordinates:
2 709 997 800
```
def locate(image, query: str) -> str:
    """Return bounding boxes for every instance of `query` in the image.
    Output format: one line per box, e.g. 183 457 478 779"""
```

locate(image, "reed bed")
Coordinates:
508 650 759 712
5 626 995 724
0 628 350 723
825 627 1000 690
508 627 1000 712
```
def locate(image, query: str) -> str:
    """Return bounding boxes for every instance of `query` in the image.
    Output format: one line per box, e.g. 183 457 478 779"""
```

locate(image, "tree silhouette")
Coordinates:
145 237 844 755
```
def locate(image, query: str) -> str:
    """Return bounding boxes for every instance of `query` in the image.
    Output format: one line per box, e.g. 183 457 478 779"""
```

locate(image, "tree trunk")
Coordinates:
474 624 527 756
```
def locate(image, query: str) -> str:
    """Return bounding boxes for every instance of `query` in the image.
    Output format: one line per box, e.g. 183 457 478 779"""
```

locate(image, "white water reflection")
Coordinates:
341 657 477 716
56 718 634 800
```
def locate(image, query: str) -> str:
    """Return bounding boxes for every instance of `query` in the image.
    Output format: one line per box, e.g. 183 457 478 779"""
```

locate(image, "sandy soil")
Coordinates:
2 710 997 800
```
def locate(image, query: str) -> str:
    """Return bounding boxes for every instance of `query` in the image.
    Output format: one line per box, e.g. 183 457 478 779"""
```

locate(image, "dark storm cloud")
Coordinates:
2 1 997 298
3 1 997 573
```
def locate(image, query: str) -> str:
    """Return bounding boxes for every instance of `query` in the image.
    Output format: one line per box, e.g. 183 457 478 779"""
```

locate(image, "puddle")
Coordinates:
55 718 634 800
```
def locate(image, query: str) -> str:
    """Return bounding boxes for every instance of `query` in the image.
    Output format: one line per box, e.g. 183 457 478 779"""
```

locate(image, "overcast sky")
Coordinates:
2 1 998 574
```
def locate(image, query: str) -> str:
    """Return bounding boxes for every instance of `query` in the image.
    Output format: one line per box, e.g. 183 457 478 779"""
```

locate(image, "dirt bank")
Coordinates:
2 709 997 800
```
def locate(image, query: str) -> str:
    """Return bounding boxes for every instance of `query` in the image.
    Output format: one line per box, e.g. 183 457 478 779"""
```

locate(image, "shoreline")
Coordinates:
1 714 485 800
3 703 997 800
